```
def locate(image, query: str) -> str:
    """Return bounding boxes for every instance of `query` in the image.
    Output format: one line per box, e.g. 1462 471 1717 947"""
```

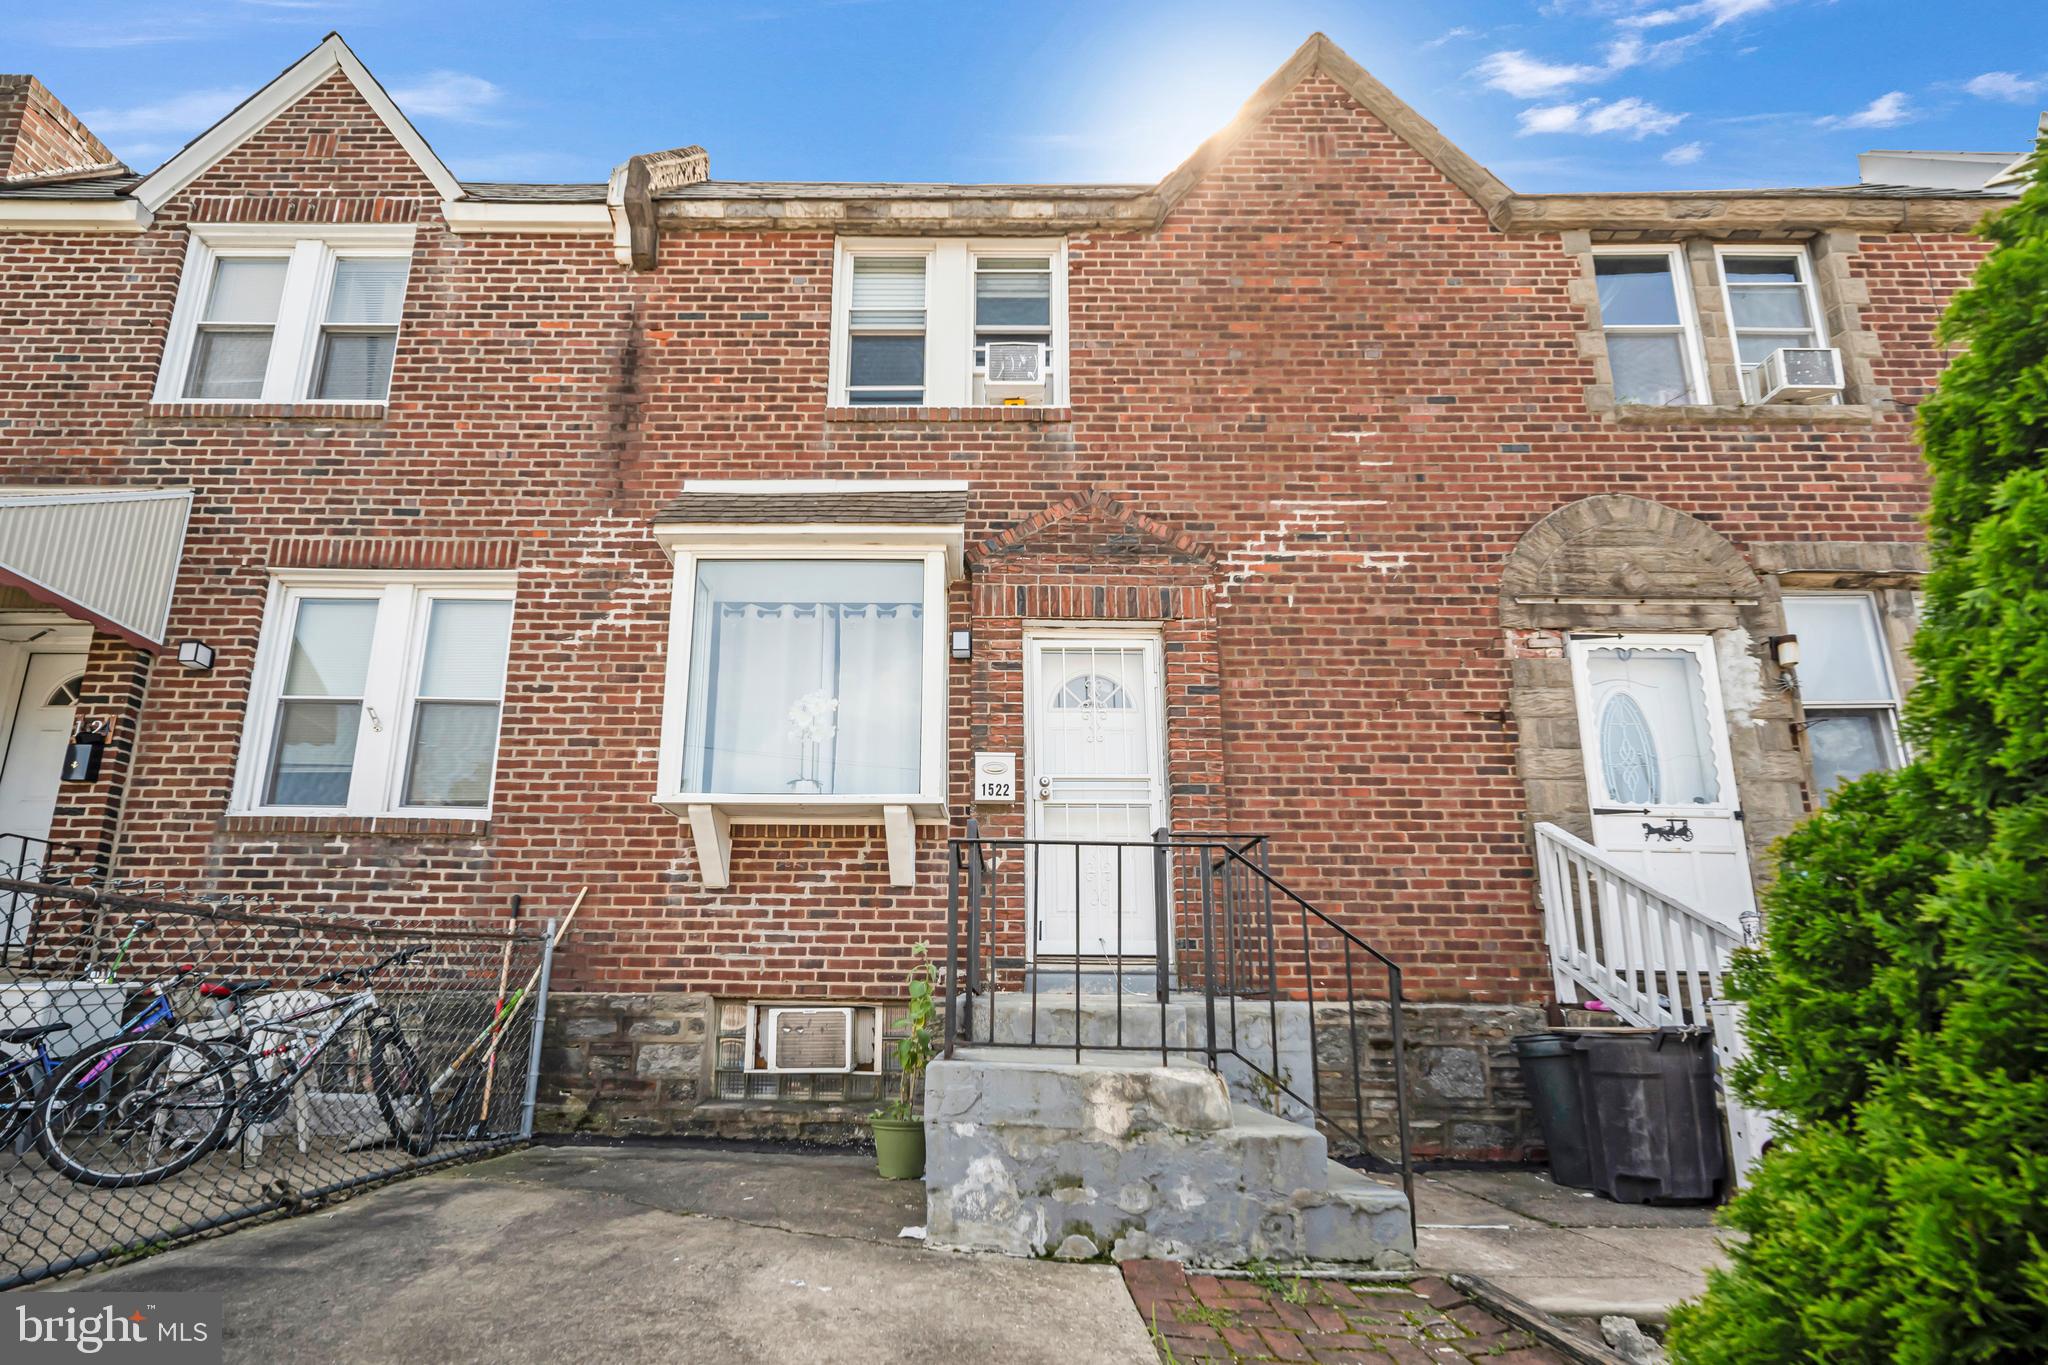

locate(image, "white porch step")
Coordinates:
923 1047 1412 1267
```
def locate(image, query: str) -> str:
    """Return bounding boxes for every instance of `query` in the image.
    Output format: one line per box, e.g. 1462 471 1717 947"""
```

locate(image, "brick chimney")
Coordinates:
0 75 124 183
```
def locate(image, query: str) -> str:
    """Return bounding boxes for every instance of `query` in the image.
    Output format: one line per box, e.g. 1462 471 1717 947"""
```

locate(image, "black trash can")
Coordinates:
1510 1031 1596 1189
1572 1027 1727 1204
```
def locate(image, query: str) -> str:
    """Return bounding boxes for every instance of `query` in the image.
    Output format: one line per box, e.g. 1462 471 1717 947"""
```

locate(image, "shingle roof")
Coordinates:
655 181 1149 201
652 488 969 527
0 171 142 199
459 181 607 202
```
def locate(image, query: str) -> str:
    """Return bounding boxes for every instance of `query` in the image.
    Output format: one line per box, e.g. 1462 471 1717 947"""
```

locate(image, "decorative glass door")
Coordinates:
1024 636 1165 957
1567 634 1756 932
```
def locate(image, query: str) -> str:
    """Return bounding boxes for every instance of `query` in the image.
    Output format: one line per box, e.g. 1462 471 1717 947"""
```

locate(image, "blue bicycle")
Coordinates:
0 1023 69 1144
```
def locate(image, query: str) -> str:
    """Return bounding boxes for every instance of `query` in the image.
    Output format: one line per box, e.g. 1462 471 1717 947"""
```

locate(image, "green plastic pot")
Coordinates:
871 1116 925 1180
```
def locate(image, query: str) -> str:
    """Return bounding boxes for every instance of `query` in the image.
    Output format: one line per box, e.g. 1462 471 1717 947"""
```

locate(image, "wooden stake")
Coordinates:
433 888 586 1096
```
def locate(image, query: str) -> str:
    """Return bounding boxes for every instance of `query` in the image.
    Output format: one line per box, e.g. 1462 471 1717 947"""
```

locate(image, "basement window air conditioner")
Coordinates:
763 1006 855 1072
1741 347 1844 405
982 341 1049 402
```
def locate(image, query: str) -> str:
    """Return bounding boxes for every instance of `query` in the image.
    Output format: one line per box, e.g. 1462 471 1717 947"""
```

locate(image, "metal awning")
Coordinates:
0 488 193 651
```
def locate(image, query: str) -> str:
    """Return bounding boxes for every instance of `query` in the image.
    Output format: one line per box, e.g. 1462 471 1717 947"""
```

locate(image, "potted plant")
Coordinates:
870 942 935 1180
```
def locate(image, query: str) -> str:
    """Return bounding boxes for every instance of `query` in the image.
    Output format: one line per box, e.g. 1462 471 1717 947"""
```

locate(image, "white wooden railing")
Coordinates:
1532 822 1745 1029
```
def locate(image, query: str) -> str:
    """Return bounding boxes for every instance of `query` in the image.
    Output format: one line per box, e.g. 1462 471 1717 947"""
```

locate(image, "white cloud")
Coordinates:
1663 140 1706 164
1620 0 1780 28
1423 26 1479 50
1964 71 2044 103
1519 97 1688 139
388 71 506 125
78 87 245 137
1475 50 1610 98
1817 91 1916 130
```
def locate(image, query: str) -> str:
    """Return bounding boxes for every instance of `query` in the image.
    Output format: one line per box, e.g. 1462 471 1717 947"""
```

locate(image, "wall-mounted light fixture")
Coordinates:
1767 634 1800 669
950 629 972 661
176 640 216 672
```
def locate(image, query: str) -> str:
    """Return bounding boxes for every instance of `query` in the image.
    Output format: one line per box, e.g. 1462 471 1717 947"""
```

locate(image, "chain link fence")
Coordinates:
1 852 554 1289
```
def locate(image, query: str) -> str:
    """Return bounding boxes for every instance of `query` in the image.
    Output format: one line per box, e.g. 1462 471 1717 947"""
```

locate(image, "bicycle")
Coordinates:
0 1023 69 1144
32 945 436 1187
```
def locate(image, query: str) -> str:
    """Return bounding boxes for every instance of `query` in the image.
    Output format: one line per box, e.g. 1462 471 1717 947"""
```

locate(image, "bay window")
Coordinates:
239 574 513 817
654 483 965 888
157 224 413 405
1783 593 1903 804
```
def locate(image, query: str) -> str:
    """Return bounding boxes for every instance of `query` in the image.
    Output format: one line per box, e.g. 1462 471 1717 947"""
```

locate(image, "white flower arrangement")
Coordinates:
787 690 839 744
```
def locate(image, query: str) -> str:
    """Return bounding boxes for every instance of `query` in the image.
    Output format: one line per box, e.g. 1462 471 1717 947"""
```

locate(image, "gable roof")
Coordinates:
132 32 459 213
1153 32 1514 222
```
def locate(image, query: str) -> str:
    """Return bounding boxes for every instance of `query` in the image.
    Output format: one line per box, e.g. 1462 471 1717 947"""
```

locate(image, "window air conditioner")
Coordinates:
764 1006 854 1072
983 341 1049 402
1741 347 1844 404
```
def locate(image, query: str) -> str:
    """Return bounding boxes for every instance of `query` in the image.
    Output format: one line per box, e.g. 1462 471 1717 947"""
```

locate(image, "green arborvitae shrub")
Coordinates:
1669 137 2048 1364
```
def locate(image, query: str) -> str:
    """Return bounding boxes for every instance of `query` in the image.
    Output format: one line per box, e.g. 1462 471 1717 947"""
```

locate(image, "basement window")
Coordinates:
157 224 414 405
713 1001 917 1105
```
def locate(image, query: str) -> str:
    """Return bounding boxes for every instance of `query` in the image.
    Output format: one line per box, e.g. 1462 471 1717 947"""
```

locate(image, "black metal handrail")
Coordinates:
941 821 1415 1231
1 831 90 970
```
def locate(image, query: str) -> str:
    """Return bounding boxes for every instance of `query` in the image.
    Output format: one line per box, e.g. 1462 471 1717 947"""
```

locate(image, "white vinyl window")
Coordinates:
158 225 414 405
1783 593 1903 805
1716 247 1827 374
831 239 1066 407
1592 248 1707 406
238 574 514 816
673 556 938 799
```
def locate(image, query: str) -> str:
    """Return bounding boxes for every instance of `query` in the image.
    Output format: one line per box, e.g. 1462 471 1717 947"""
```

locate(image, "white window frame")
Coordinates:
828 238 1068 408
233 570 515 818
652 488 964 888
1591 245 1709 407
1783 590 1905 783
1713 244 1830 381
155 223 415 405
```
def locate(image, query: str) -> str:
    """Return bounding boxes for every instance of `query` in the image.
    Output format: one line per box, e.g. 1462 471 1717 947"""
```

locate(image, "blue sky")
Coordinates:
4 1 2042 191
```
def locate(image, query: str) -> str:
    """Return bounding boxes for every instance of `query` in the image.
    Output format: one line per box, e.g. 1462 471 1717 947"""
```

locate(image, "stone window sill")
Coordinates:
221 813 490 840
147 401 388 423
824 405 1072 424
1605 401 1880 427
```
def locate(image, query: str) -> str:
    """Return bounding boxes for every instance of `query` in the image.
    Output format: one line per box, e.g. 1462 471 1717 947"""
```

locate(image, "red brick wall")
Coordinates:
6 72 1993 1007
0 76 115 181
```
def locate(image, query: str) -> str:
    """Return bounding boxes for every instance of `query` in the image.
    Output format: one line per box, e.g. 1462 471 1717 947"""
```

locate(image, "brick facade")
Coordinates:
0 45 2000 1154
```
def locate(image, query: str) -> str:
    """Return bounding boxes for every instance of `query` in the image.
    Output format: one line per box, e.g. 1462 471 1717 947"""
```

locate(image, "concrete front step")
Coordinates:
963 990 1319 1126
923 1047 1413 1268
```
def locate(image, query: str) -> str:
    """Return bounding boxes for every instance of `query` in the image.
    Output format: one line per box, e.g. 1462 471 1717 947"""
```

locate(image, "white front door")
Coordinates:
1025 635 1167 957
1567 634 1757 933
1 649 86 944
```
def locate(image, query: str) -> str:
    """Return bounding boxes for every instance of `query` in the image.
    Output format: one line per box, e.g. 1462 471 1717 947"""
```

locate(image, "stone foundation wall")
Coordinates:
1312 1002 1549 1162
537 991 1550 1160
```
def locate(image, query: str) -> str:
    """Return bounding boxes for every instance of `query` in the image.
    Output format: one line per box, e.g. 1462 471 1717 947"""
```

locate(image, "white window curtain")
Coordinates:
684 561 924 795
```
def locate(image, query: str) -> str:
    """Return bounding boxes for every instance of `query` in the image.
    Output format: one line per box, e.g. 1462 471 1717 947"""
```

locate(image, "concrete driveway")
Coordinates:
50 1143 1158 1364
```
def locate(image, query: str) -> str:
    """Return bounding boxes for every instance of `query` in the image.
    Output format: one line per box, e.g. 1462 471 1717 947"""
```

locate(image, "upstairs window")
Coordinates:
1783 593 1903 804
832 240 1065 408
186 258 289 399
238 574 513 817
158 225 413 405
1592 249 1705 406
1716 249 1827 373
845 256 928 406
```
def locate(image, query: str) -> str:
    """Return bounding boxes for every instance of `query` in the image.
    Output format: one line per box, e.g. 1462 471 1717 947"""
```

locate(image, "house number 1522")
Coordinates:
975 753 1017 803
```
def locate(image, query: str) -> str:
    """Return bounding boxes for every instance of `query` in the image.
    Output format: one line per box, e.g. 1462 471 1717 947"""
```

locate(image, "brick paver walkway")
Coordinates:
1121 1261 1572 1364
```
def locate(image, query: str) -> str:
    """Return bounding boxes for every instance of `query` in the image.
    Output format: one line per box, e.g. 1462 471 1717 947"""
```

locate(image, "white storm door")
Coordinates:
1 650 86 945
1025 636 1166 958
1568 634 1756 933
